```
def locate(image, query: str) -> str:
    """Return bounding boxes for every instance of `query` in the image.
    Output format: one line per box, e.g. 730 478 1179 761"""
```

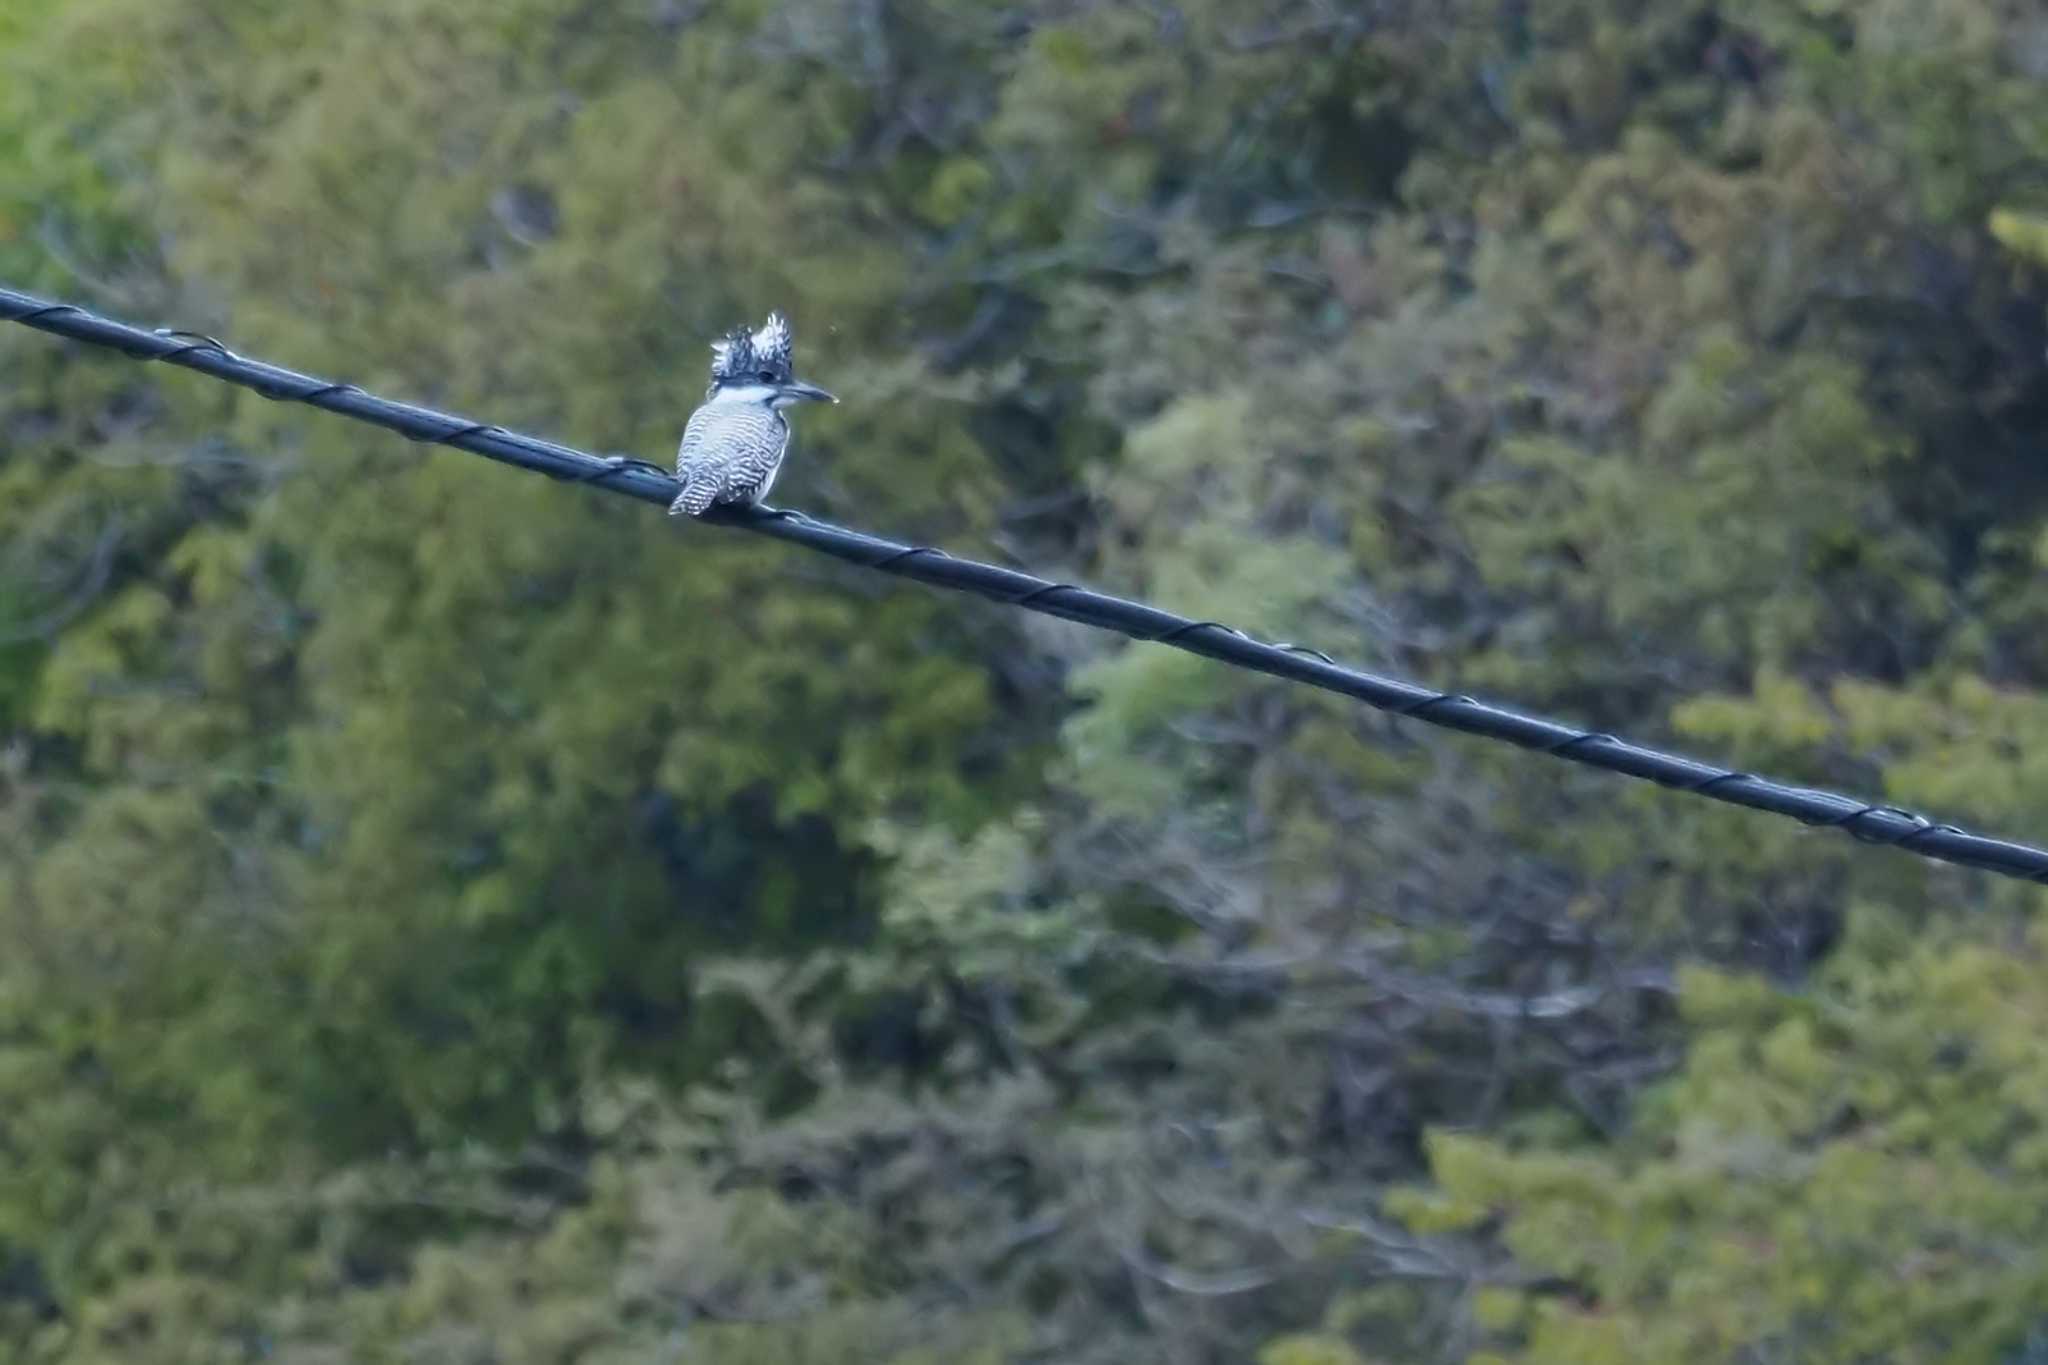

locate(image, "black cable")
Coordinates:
5 283 2046 887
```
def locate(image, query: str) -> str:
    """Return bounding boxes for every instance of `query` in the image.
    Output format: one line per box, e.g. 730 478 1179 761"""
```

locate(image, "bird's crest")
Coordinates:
709 311 794 385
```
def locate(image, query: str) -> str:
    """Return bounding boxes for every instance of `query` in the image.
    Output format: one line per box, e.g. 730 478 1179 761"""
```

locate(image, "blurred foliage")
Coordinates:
3 0 2048 1361
1426 916 2048 1363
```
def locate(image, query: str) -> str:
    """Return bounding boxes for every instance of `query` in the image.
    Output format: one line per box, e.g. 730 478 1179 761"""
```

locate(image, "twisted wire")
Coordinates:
5 284 2046 887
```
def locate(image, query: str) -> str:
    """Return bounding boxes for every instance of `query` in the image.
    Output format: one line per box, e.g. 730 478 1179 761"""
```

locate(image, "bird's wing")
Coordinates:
675 404 719 475
680 405 784 479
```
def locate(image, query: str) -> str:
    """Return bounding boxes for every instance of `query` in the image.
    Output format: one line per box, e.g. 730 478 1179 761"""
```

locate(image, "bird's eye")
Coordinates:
758 370 776 382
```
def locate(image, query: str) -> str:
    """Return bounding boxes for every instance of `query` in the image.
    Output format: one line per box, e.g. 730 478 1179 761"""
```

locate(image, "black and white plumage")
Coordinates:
669 311 836 517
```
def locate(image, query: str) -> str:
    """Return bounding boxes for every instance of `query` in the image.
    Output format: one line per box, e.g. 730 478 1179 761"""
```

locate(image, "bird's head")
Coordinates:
708 311 836 409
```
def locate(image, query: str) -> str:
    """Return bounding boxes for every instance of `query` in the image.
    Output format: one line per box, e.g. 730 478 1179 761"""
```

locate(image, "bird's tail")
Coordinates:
668 474 718 517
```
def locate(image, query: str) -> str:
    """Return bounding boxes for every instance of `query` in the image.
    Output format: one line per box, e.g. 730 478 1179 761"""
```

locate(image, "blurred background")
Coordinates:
4 2 2048 1361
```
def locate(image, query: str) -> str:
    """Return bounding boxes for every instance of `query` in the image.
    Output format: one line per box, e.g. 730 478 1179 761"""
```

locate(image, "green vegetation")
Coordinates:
3 2 2047 1360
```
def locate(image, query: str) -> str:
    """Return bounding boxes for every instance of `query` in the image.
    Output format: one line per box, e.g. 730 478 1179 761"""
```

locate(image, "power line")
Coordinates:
4 282 2046 888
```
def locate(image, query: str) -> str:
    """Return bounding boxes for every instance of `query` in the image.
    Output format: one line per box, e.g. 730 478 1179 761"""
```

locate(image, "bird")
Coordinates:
668 311 836 517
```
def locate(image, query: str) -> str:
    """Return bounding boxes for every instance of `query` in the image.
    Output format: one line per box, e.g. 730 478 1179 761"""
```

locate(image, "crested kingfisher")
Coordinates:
668 311 836 517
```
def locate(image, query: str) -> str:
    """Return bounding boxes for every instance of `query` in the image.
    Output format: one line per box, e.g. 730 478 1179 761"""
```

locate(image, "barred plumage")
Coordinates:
670 310 834 518
672 400 789 514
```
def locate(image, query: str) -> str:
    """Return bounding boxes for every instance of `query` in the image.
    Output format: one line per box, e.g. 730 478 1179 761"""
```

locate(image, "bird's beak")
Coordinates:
781 379 837 404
